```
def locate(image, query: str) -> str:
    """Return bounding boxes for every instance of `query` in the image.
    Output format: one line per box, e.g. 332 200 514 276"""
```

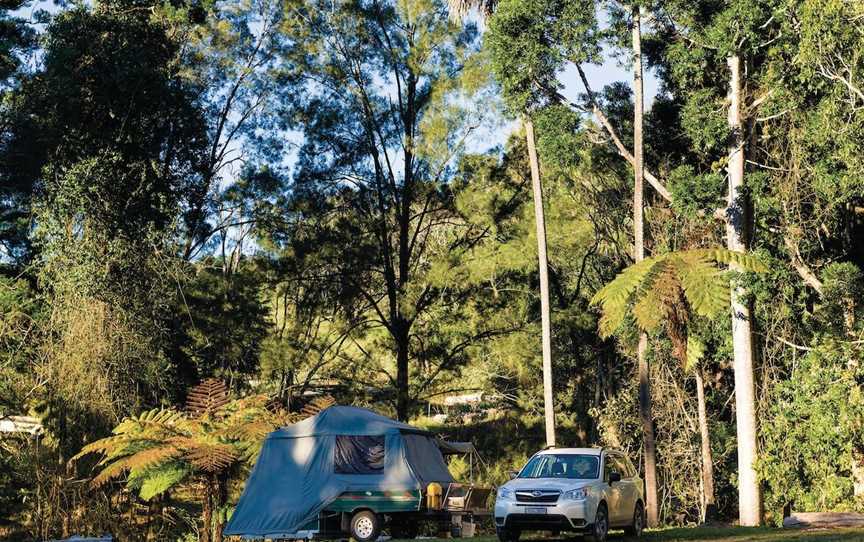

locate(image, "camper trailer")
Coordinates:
225 406 490 541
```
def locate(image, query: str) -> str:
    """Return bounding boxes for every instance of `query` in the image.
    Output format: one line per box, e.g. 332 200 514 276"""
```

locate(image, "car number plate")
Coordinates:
525 507 547 514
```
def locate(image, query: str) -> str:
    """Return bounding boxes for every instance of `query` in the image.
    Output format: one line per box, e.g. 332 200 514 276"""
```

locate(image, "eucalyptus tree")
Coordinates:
484 0 601 449
647 0 789 524
263 0 493 420
624 2 659 524
447 0 556 447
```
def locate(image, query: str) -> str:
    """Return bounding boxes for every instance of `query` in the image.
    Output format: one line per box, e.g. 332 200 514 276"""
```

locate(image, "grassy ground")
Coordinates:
409 528 864 542
638 526 864 541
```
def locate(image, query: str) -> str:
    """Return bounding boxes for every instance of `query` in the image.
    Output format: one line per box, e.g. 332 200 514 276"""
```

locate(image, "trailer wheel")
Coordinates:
351 511 381 542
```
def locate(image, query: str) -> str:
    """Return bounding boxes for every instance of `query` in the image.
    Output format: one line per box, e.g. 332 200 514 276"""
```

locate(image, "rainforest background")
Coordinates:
1 0 864 540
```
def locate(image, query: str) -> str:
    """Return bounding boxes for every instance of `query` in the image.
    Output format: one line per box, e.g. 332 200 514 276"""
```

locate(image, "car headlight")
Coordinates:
562 488 589 500
497 487 513 501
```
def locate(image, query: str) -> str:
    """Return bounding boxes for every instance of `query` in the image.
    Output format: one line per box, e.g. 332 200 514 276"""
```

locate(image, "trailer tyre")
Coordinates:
351 511 381 542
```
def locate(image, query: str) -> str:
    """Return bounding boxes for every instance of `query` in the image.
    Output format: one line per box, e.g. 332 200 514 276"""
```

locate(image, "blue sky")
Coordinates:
12 0 660 175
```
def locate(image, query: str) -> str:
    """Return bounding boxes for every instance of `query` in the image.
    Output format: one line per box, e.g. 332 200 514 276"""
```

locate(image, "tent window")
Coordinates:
334 435 385 474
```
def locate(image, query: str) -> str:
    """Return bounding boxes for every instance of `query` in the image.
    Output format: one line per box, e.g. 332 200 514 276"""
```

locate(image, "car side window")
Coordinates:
612 456 631 478
603 454 616 482
605 454 633 479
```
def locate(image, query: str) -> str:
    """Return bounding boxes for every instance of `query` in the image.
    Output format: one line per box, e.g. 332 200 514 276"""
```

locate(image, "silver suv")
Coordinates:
494 448 645 542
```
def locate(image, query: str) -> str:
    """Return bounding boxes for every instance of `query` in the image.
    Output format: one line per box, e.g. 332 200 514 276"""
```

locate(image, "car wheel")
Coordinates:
586 503 609 542
351 511 381 542
624 501 644 537
496 526 521 542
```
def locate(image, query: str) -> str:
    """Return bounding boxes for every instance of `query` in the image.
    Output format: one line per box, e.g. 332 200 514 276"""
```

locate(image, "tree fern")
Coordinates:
592 248 766 341
73 382 335 501
72 381 337 542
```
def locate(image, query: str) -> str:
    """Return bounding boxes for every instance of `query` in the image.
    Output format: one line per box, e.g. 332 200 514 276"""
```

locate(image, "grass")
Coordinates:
639 526 864 541
407 527 864 542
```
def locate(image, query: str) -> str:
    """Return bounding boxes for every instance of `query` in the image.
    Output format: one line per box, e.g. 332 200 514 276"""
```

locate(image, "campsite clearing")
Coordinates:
394 528 864 542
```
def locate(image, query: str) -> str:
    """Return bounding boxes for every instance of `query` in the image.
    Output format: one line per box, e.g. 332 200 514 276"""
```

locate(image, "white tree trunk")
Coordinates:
726 55 762 527
694 367 716 520
632 6 659 527
524 117 556 447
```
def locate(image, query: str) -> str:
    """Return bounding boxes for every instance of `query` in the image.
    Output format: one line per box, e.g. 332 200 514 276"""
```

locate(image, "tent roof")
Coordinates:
268 405 430 439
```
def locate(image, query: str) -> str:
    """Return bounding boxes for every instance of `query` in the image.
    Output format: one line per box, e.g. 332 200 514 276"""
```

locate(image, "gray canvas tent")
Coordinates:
224 405 454 539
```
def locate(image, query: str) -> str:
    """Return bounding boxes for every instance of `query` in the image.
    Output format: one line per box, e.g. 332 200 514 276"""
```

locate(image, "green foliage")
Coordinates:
71 381 290 542
668 165 726 219
0 0 37 263
759 340 864 519
485 0 599 114
592 248 767 339
174 257 271 383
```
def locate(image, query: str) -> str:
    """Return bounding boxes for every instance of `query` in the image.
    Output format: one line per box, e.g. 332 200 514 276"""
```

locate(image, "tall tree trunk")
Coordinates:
632 7 659 526
395 318 411 421
201 478 213 542
694 367 716 520
524 117 556 447
213 474 228 542
726 55 762 527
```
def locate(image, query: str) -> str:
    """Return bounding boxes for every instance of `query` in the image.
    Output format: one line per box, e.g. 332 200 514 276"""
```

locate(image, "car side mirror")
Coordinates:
608 471 622 484
508 470 519 480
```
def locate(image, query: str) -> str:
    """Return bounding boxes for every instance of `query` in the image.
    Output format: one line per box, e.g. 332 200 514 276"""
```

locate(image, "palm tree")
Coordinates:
72 379 335 542
592 248 766 520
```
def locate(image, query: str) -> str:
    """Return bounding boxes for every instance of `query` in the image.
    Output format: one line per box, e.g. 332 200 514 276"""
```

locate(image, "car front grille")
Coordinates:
514 489 560 503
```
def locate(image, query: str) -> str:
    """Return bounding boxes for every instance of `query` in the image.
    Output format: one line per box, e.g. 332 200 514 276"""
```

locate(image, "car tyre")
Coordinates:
624 501 645 537
350 511 381 542
496 526 521 542
586 503 609 542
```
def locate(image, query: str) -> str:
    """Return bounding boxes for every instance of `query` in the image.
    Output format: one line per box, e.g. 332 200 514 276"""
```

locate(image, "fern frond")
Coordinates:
593 257 667 337
137 463 191 501
301 396 335 417
686 335 706 372
226 420 277 443
91 456 133 488
631 271 673 332
698 248 767 273
72 434 130 461
124 445 182 474
591 257 662 308
186 379 230 417
675 253 728 318
183 442 238 472
597 301 627 338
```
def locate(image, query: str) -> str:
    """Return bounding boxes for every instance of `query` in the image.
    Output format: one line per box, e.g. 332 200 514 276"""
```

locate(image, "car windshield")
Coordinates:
518 454 600 479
